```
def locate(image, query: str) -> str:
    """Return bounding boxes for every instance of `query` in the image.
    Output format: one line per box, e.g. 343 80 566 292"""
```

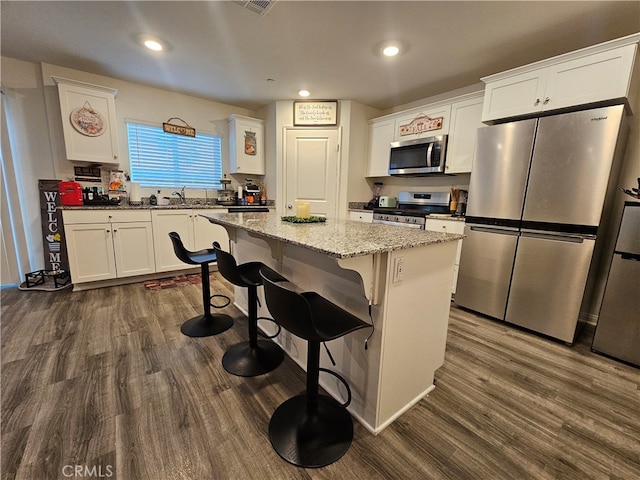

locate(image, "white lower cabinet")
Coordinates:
63 210 155 283
425 218 465 294
151 209 229 272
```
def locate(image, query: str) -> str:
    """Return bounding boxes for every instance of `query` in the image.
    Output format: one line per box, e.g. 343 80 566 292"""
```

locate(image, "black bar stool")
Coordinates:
260 268 372 468
212 243 285 377
168 232 233 337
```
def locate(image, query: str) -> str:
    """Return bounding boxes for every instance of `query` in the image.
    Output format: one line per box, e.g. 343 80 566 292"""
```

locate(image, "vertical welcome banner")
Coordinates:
38 179 69 272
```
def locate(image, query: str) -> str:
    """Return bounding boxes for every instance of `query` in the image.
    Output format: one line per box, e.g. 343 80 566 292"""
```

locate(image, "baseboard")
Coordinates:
71 268 201 291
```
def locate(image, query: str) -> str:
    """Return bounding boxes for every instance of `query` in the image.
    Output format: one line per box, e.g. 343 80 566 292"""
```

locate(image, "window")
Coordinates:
126 121 223 189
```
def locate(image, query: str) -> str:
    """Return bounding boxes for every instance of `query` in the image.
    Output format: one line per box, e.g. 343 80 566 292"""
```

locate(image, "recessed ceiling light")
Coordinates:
376 40 407 58
298 90 310 97
382 45 400 57
139 35 166 52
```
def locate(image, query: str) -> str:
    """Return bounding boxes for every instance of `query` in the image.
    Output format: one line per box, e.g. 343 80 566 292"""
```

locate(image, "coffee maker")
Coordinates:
242 179 261 204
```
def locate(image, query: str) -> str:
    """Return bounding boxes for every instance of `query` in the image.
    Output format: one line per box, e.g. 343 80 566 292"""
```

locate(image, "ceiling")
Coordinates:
2 1 639 111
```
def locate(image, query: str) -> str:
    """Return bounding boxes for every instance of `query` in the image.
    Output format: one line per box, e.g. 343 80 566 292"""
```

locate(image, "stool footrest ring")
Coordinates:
210 294 231 309
319 367 352 408
256 316 281 339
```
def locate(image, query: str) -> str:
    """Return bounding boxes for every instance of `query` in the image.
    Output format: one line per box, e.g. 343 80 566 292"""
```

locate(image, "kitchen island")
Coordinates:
201 212 462 434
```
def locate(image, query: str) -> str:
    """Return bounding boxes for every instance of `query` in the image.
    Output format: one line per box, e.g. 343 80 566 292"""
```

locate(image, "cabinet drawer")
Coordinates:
349 211 373 223
425 218 465 234
62 209 151 224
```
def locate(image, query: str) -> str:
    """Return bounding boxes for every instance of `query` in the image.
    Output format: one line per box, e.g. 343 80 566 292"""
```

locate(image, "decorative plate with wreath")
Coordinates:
70 101 106 137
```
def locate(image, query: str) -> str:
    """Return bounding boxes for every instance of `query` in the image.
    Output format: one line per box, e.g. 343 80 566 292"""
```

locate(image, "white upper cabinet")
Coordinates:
366 118 395 177
544 46 636 111
446 95 484 174
393 105 451 142
228 115 265 175
482 41 638 123
53 77 119 165
481 70 548 121
366 93 482 177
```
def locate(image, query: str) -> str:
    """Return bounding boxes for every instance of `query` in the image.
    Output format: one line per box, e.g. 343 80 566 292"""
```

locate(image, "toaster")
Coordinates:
378 196 397 208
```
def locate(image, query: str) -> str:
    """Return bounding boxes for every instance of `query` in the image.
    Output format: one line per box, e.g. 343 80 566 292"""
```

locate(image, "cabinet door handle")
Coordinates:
287 204 293 209
534 98 541 106
106 229 110 233
113 229 118 232
543 97 550 104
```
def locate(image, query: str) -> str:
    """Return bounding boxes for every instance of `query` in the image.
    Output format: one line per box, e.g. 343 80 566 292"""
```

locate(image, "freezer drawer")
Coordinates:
455 225 518 320
505 232 595 343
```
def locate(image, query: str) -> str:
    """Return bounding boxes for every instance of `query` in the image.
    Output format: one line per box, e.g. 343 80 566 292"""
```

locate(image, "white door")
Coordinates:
285 129 340 218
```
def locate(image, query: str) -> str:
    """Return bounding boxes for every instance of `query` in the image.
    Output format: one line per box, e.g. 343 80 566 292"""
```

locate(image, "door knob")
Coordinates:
287 204 293 209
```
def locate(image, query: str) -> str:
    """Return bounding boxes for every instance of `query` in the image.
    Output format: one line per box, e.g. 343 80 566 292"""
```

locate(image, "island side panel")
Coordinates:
377 241 457 427
231 228 384 432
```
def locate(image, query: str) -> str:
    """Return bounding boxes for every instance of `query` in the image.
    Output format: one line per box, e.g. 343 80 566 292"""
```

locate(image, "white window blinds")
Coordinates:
127 121 223 189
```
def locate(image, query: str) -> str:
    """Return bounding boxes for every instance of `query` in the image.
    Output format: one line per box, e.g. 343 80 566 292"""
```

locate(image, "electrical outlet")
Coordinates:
393 257 404 283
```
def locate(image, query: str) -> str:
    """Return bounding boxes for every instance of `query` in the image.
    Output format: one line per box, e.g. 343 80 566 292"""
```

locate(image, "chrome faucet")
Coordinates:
172 186 187 205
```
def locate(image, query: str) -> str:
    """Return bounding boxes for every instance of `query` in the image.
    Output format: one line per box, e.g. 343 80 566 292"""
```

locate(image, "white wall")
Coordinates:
269 99 377 218
1 58 57 280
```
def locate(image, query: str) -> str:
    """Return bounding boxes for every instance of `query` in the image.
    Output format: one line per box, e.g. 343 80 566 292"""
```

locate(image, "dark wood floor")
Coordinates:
2 274 639 479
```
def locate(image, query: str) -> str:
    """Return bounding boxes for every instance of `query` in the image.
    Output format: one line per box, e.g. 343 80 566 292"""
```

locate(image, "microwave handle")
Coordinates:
426 143 433 167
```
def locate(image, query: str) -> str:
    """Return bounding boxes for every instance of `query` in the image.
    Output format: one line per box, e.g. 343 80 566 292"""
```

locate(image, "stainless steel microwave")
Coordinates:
389 135 448 175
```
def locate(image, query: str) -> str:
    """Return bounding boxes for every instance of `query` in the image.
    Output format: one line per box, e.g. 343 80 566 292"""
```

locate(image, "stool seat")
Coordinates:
213 243 285 377
260 268 372 468
168 232 233 337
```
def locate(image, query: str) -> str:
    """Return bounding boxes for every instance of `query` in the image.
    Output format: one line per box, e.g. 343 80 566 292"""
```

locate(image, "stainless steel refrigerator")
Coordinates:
592 201 640 366
456 105 629 344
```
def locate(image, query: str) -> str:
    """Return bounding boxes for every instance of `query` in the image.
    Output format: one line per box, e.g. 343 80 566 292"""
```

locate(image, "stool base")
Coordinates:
222 340 284 377
180 314 233 337
269 394 353 468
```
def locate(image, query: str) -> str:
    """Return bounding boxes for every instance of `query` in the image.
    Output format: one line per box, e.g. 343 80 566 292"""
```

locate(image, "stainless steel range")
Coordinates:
373 191 450 228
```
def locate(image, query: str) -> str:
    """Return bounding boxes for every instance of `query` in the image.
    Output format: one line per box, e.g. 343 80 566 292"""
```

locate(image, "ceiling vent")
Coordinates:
233 0 276 16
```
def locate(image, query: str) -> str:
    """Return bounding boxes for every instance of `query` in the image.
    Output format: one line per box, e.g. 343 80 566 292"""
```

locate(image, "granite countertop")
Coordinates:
59 204 272 211
200 212 463 259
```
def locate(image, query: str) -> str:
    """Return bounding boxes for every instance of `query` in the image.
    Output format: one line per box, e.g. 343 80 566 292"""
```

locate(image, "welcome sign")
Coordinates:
39 179 69 272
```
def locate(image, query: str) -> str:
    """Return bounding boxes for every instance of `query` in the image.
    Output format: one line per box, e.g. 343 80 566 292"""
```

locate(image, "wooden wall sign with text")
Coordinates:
399 114 444 136
163 117 196 137
294 101 338 126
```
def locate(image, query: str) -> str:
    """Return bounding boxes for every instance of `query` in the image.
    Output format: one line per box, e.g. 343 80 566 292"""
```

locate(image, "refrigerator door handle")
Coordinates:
520 229 594 243
469 225 519 235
